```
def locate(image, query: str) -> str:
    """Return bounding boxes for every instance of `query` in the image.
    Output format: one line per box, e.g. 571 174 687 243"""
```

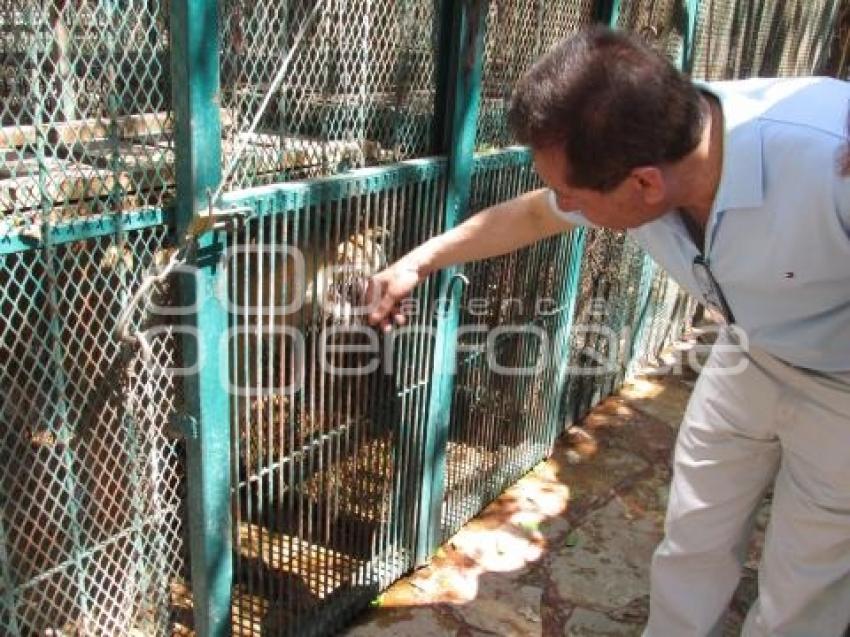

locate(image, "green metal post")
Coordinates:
626 0 700 371
627 254 658 370
548 230 586 440
682 0 702 73
169 2 232 636
416 0 488 566
594 0 621 26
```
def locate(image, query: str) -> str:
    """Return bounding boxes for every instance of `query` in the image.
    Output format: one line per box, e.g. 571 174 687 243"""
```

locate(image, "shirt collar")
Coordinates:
696 81 765 213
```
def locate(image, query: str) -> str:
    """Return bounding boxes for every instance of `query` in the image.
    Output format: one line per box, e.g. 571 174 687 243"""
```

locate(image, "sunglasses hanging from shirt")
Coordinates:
692 255 736 324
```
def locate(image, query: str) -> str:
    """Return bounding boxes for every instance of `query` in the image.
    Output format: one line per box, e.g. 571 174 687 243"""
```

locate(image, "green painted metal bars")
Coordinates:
220 158 449 636
169 0 233 635
439 149 586 541
416 0 489 566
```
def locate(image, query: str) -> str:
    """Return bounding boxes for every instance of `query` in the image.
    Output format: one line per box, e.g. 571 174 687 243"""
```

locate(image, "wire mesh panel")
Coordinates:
561 233 692 424
219 0 442 191
438 149 695 541
223 159 446 636
628 263 693 373
616 0 687 64
559 230 636 425
439 149 583 539
691 0 836 80
823 0 850 78
690 0 743 79
475 0 597 150
0 225 188 636
0 0 174 234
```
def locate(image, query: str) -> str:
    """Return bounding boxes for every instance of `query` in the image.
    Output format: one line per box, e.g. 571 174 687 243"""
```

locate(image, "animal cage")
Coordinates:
0 225 187 635
218 0 441 190
221 160 449 636
475 0 599 150
0 0 842 635
691 0 836 81
440 148 585 540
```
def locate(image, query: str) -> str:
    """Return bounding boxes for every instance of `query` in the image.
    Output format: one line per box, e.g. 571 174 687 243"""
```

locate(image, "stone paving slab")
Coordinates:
344 372 764 636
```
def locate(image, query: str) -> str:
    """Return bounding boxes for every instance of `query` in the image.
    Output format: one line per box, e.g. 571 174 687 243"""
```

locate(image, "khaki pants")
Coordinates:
645 330 850 636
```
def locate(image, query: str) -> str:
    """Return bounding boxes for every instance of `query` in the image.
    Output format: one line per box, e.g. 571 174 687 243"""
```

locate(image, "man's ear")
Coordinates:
630 166 666 205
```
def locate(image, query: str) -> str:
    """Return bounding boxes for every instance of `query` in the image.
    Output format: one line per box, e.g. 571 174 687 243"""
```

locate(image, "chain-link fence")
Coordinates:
692 0 836 80
219 0 442 191
617 0 689 64
476 0 598 150
0 2 188 634
0 1 174 233
0 225 188 635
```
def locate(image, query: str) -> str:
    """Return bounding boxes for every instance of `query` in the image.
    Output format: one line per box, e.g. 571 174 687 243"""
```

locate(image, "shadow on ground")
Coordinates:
344 341 767 636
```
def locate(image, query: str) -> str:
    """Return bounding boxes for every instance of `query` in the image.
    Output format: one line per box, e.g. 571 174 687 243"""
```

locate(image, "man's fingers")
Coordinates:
365 277 382 310
370 289 399 324
367 295 408 329
366 264 419 327
365 278 387 324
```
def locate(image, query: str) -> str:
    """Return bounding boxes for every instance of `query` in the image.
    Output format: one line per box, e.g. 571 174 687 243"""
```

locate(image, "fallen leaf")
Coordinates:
565 530 581 548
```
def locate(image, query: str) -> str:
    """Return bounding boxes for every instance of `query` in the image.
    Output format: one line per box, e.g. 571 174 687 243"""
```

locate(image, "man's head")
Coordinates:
508 27 706 229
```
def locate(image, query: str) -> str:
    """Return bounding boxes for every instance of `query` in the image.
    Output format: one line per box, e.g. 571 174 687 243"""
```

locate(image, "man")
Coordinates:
367 26 850 636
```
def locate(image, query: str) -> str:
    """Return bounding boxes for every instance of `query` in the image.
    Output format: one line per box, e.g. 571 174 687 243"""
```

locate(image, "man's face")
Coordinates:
532 145 669 230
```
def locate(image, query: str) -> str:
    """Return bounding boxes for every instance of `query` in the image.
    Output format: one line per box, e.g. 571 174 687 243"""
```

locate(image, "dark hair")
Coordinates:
508 26 704 191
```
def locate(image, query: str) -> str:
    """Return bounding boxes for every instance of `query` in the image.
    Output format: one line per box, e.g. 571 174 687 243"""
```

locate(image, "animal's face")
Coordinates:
316 228 388 324
335 228 387 273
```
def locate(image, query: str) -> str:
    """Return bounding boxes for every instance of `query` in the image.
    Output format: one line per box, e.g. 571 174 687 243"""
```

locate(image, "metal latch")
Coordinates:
187 203 254 237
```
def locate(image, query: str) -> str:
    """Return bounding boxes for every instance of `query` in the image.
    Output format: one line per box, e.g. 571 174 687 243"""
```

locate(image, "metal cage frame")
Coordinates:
0 0 842 635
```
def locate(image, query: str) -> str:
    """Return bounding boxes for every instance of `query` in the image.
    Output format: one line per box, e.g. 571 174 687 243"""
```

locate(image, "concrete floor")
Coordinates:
344 351 768 636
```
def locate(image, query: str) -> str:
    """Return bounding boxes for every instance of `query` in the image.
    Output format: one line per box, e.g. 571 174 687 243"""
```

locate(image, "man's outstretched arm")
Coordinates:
366 188 575 330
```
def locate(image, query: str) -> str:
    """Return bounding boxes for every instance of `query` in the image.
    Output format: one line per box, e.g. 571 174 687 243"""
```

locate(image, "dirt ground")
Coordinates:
344 345 768 636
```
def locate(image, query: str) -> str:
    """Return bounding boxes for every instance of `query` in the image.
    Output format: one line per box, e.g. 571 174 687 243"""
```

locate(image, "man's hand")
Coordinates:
364 189 572 332
366 260 423 332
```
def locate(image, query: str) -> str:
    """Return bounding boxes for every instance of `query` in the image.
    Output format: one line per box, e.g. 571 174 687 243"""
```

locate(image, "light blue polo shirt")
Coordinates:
550 77 850 372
